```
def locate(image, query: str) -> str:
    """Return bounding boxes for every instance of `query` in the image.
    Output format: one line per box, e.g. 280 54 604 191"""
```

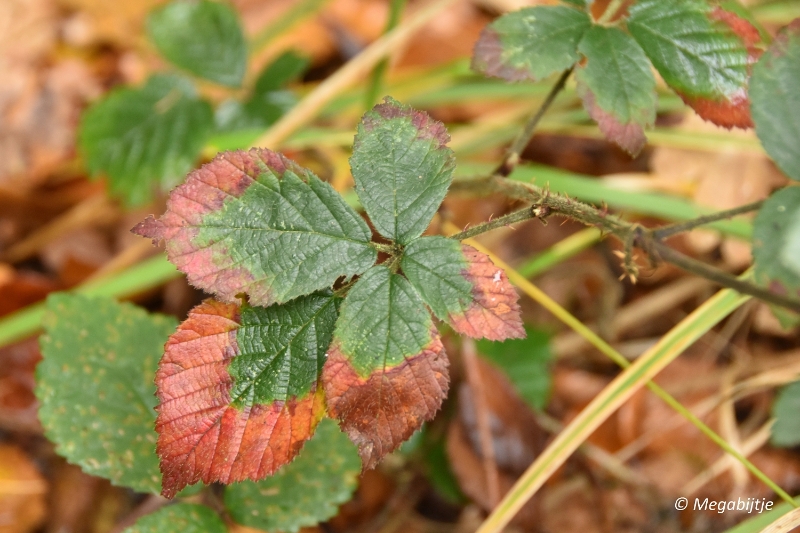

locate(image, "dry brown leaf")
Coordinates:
0 444 47 533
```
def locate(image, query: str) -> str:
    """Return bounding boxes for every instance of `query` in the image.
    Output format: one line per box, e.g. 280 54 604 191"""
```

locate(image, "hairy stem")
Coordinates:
494 67 574 177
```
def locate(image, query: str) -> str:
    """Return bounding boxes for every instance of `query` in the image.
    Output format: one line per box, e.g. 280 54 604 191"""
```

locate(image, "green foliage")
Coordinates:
148 0 247 87
771 381 800 447
350 97 455 244
78 74 214 206
751 20 800 181
332 266 435 376
37 294 177 493
229 293 338 405
224 419 361 533
123 504 226 533
401 236 473 322
627 0 748 98
575 25 656 155
134 97 524 486
752 187 800 300
478 327 553 411
471 6 592 82
214 51 309 144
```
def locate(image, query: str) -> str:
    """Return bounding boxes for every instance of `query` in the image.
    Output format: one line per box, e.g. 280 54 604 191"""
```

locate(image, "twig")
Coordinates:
652 200 763 240
494 67 574 177
449 207 537 241
649 241 800 313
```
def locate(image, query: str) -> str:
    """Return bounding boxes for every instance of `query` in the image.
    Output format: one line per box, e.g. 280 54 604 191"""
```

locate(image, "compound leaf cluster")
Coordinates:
472 0 763 155
134 97 524 496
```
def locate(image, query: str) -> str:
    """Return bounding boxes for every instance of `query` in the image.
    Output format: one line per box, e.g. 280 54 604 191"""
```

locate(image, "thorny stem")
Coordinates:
450 176 800 314
494 67 574 177
652 200 764 240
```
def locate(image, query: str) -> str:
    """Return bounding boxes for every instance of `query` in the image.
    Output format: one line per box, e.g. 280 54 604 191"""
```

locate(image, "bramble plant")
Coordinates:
26 0 800 531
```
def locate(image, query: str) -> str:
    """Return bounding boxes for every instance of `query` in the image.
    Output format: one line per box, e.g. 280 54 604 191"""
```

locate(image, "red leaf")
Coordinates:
322 330 449 470
580 89 647 156
449 245 525 341
681 7 763 129
155 300 324 498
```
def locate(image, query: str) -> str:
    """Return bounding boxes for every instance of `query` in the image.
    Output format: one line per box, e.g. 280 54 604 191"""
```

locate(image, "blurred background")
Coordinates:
2 0 800 532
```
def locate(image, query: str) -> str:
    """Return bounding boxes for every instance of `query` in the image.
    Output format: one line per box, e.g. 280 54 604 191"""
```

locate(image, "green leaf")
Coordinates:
155 294 337 498
36 294 177 493
752 187 800 301
401 237 524 340
122 504 226 533
224 419 360 533
215 51 309 135
79 74 214 206
751 20 800 181
350 97 455 244
576 25 657 156
627 0 753 128
322 265 450 468
148 0 247 87
471 6 592 82
771 381 800 447
477 327 553 411
133 149 376 307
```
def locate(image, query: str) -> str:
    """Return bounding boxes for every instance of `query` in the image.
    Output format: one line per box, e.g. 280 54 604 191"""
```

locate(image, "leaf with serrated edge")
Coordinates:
37 295 177 493
148 0 247 87
350 97 455 244
225 419 360 533
133 149 376 306
155 293 338 498
401 237 524 341
751 19 800 181
122 504 226 533
472 6 591 82
576 26 656 156
79 74 213 206
322 266 449 469
627 0 754 129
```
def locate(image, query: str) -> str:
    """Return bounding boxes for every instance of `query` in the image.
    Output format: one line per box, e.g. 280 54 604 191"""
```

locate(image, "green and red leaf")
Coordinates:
350 97 455 244
322 266 449 468
471 6 592 82
133 149 376 306
401 237 524 341
575 26 656 156
627 0 758 129
155 293 339 498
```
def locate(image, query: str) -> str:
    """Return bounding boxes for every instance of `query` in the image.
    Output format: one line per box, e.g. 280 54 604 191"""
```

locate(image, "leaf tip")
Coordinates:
449 245 525 341
579 86 648 156
131 215 165 243
367 97 451 150
323 333 449 470
471 27 532 82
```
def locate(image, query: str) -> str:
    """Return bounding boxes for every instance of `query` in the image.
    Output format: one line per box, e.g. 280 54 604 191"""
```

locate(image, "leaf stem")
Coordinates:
449 208 538 241
494 67 574 177
652 200 764 240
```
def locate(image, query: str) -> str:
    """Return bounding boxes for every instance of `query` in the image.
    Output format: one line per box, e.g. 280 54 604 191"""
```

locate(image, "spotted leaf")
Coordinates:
350 97 455 244
471 6 591 82
133 149 376 306
155 293 338 498
37 295 177 494
576 26 657 156
322 266 449 469
627 0 756 129
400 237 524 341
